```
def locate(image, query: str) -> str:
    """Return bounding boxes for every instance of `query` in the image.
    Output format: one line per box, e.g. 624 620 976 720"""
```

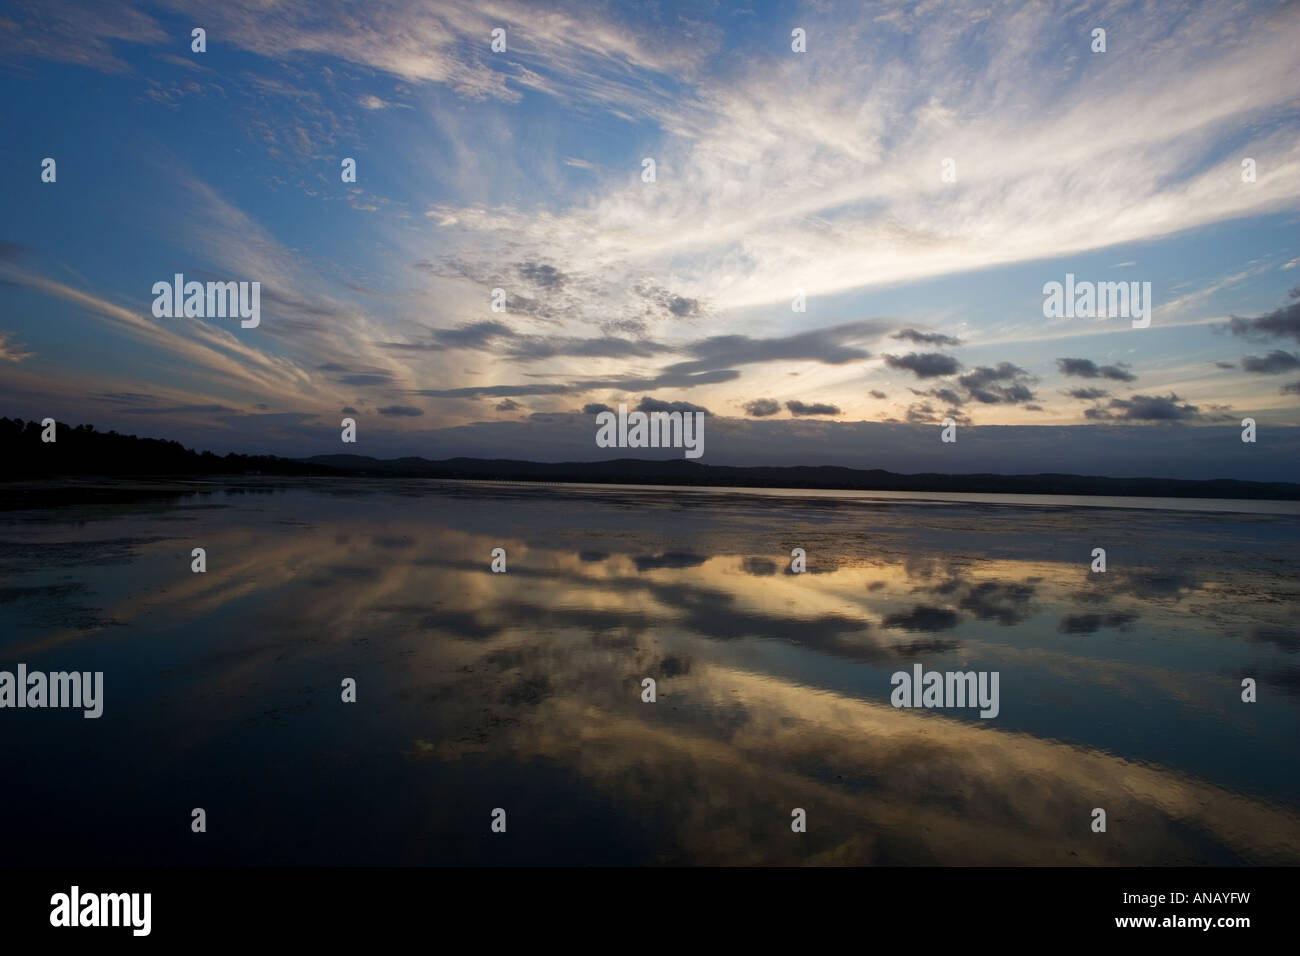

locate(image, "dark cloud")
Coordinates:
1281 380 1300 395
633 551 707 571
414 384 572 399
504 335 672 362
1224 293 1300 344
402 320 887 403
340 373 392 386
958 362 1037 404
377 405 423 417
1103 393 1201 421
869 390 888 399
637 397 711 416
634 281 704 319
1056 358 1136 381
387 321 672 362
881 605 961 632
1058 611 1139 634
1213 361 1236 370
582 402 613 414
667 295 699 316
574 368 739 392
382 321 514 352
668 319 885 375
495 398 523 411
433 320 514 350
911 386 965 406
744 398 780 417
904 403 969 425
891 328 963 347
94 391 161 405
883 352 961 378
905 402 938 423
122 404 230 414
785 400 841 416
670 323 883 379
958 581 1036 626
517 262 565 289
415 367 738 399
1241 350 1300 374
1066 387 1109 400
341 406 358 414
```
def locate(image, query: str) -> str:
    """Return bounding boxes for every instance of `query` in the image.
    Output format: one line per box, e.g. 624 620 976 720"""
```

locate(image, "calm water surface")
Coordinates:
2 478 1298 865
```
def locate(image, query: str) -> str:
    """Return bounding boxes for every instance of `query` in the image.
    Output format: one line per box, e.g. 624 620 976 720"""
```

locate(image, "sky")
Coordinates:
0 0 1298 479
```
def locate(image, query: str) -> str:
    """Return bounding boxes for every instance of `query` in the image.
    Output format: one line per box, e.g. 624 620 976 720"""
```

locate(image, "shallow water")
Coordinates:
1 478 1297 865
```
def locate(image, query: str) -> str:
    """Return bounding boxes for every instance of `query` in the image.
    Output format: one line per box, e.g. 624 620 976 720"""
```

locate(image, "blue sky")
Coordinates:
1 0 1298 477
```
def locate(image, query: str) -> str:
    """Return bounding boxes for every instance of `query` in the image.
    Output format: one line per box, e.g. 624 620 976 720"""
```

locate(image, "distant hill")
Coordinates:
302 453 1300 500
3 419 1297 500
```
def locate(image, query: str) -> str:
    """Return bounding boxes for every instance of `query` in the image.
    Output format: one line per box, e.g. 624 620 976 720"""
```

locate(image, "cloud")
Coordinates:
637 397 711 416
413 383 572 399
668 319 885 375
1225 294 1300 344
1240 350 1300 374
869 390 887 400
744 398 780 417
1066 387 1110 400
415 0 1300 327
1056 358 1137 382
958 363 1037 405
504 336 673 362
495 398 523 412
0 0 169 73
891 328 963 347
883 352 961 379
582 403 612 414
882 606 961 632
635 282 703 319
122 403 231 415
911 386 966 407
904 402 969 426
429 320 515 351
0 332 32 362
339 373 393 386
785 400 841 416
1089 392 1204 421
518 262 566 290
377 405 424 417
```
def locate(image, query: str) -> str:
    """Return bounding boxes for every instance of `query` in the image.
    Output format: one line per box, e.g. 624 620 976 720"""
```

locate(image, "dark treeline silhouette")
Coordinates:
0 418 332 478
3 418 1297 499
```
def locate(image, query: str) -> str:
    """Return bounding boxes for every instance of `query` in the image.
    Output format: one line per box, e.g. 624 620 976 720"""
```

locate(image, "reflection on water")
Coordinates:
1 479 1298 865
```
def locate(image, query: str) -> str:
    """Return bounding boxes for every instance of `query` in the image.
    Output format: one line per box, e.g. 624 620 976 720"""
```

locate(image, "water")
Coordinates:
1 478 1297 865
